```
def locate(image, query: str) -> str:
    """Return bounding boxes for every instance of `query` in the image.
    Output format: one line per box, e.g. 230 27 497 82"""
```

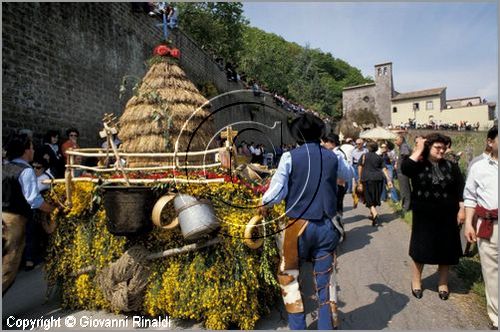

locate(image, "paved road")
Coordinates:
2 196 490 330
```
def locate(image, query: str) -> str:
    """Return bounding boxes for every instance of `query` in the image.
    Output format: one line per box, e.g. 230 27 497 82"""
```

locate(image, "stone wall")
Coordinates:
373 63 394 125
2 2 294 150
342 84 376 118
342 63 394 126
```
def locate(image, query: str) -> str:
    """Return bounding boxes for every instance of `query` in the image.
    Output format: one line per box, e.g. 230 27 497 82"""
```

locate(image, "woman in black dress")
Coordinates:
358 141 393 226
401 133 465 300
40 130 65 178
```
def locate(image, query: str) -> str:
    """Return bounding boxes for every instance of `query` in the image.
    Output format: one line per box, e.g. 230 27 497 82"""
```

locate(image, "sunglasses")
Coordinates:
33 165 43 170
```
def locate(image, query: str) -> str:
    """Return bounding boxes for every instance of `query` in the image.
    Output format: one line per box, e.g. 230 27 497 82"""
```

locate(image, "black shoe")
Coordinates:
372 215 379 227
438 290 449 300
411 287 423 299
490 325 498 330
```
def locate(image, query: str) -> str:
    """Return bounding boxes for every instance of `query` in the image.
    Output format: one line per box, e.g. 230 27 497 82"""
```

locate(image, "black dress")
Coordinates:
40 143 65 178
360 152 385 207
401 158 464 265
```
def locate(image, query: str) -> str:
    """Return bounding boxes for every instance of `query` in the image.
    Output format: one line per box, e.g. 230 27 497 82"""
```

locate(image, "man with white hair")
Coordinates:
352 138 367 183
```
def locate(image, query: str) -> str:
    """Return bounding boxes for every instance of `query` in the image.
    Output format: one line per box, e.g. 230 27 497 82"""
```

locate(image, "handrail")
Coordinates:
65 147 221 158
42 177 225 185
64 162 222 172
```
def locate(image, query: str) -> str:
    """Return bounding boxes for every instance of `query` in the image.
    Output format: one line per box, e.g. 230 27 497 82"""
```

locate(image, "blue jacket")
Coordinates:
285 142 338 219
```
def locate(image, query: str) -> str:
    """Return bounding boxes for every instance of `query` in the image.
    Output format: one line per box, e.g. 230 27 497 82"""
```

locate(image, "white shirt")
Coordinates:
262 152 291 206
11 158 44 209
37 169 55 192
332 147 353 182
463 155 498 210
340 144 355 166
467 152 489 173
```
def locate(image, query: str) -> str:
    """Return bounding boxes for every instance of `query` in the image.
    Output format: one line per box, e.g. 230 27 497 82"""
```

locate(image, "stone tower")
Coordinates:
374 62 395 125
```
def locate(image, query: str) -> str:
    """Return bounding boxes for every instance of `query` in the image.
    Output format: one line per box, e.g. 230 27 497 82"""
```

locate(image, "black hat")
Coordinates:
289 113 326 143
323 133 340 146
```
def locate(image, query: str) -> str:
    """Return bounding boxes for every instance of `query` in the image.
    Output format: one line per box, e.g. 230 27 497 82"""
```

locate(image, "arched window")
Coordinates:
392 107 397 113
383 67 387 75
378 68 382 76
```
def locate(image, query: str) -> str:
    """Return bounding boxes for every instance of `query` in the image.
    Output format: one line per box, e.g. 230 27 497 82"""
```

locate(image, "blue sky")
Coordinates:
243 2 498 103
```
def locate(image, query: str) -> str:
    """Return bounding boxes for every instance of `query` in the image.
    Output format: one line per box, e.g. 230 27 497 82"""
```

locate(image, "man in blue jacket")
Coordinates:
260 113 342 330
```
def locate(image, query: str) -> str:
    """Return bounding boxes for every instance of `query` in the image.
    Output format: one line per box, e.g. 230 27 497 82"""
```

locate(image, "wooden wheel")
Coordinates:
244 215 264 249
151 194 179 230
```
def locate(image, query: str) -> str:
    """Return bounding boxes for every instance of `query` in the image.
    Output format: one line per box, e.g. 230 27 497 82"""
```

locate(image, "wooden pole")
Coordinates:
65 153 73 207
42 177 225 185
71 237 221 277
65 147 220 158
103 122 130 186
64 162 222 173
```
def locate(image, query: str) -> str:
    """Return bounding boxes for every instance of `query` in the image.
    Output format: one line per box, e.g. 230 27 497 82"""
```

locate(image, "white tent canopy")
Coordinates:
359 127 397 140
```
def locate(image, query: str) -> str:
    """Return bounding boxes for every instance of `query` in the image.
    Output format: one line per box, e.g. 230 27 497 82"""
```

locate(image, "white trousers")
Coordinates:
478 220 498 327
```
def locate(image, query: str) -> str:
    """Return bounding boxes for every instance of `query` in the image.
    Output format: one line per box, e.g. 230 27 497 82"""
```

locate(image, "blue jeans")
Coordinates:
381 164 399 202
288 218 341 330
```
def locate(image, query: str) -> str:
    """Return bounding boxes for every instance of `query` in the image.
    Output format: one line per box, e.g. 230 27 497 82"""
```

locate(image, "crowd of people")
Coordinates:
1 126 124 283
389 119 482 131
204 41 331 124
2 113 497 329
259 112 497 330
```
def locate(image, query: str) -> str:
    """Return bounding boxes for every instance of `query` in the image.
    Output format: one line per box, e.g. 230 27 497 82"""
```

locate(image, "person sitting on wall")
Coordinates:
166 5 178 29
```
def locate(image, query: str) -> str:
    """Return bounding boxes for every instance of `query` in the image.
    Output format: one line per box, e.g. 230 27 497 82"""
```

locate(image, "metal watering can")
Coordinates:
151 194 219 241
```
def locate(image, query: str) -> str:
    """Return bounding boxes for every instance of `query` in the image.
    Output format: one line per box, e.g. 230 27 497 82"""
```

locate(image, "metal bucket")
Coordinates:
102 186 154 236
173 194 219 241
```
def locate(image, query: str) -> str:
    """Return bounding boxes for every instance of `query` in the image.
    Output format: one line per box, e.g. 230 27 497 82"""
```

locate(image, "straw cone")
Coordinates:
118 57 215 167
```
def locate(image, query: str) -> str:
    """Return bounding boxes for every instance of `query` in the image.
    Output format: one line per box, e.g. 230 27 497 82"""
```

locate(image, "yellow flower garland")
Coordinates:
45 181 283 329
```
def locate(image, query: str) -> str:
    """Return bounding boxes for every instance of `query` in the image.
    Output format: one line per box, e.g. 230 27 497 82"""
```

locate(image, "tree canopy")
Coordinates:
175 2 372 119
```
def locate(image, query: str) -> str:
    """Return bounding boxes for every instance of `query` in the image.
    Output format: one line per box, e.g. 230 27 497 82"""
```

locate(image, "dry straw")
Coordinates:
119 57 215 167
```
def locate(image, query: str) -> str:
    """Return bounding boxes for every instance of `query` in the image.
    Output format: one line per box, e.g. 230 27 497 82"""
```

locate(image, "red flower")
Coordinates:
170 48 181 59
153 45 170 56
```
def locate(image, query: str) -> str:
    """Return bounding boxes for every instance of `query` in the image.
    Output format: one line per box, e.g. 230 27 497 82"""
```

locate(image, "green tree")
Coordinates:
176 2 248 62
176 4 372 118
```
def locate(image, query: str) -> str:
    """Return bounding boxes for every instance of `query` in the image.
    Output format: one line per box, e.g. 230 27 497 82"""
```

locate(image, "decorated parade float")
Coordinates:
43 38 284 329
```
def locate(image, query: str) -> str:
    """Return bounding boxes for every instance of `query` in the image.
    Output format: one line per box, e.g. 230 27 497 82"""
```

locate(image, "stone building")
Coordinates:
342 62 497 130
391 90 496 130
342 62 395 126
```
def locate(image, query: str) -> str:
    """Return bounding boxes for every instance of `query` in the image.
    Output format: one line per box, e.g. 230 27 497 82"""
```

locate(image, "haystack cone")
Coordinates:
118 56 215 167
